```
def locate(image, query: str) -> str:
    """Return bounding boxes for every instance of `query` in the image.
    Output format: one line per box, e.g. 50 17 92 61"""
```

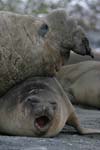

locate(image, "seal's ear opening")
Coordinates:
38 23 49 37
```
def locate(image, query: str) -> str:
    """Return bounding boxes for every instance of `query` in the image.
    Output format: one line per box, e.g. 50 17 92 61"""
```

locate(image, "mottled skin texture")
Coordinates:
0 77 100 137
56 60 100 108
0 9 93 96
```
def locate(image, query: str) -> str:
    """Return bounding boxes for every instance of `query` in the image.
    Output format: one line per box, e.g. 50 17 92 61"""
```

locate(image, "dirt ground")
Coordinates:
0 106 100 150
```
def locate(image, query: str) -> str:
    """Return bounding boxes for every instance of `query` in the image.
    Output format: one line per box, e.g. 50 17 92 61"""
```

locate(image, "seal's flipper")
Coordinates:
67 111 100 134
78 127 100 135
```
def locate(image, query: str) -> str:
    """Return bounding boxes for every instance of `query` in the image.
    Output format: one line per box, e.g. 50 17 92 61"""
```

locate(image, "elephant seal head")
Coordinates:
20 81 58 136
0 10 93 96
40 9 93 64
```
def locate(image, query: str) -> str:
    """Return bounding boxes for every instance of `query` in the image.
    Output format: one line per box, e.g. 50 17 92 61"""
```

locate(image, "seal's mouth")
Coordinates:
35 116 51 130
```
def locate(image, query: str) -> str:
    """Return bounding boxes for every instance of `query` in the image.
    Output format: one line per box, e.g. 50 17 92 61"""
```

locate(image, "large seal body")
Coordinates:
0 9 93 96
0 76 100 137
57 60 100 108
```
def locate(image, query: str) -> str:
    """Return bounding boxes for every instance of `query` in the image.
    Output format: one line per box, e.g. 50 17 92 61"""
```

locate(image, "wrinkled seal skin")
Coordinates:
0 77 100 137
0 9 93 96
56 60 100 108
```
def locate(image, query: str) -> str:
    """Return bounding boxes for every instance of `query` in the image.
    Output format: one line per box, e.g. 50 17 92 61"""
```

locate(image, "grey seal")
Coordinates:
0 77 100 137
0 9 93 96
57 60 100 108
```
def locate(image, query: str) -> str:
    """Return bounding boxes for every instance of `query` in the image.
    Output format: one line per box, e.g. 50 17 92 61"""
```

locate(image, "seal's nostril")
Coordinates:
42 106 46 111
82 37 92 56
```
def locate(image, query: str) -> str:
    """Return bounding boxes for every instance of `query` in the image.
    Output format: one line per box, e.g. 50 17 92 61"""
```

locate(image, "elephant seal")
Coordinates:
0 76 100 137
56 60 100 108
0 9 93 96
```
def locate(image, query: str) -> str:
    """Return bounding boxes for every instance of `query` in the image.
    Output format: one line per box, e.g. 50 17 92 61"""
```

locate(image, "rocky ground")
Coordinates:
0 106 100 150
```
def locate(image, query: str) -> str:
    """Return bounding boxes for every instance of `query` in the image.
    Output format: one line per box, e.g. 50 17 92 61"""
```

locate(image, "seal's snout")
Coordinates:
82 37 94 58
34 105 54 130
86 47 94 58
34 112 53 136
24 93 57 135
33 102 56 135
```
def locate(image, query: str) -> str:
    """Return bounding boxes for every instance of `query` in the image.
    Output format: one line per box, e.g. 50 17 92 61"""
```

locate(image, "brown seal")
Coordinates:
0 9 93 96
0 76 100 137
57 60 100 108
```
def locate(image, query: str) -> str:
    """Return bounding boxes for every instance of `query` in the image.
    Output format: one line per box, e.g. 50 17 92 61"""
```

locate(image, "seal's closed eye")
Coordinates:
27 97 40 103
38 23 49 37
